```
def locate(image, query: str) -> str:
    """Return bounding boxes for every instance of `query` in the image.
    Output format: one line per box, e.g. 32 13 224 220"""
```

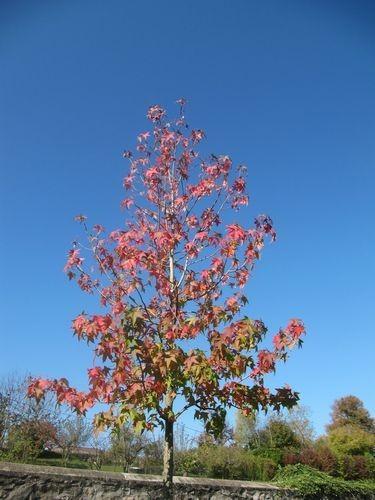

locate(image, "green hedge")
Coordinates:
275 464 375 498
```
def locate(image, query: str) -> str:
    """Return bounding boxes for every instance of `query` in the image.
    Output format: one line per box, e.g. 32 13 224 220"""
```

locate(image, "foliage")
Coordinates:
5 420 56 462
174 448 206 476
327 424 375 456
283 445 338 476
283 439 375 481
258 417 301 450
175 445 277 481
275 464 375 498
234 408 309 453
337 454 375 481
242 415 301 465
327 396 375 434
28 101 305 485
0 374 61 452
253 447 284 466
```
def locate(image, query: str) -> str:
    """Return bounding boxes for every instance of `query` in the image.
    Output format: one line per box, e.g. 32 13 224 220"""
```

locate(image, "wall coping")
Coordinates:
0 461 281 491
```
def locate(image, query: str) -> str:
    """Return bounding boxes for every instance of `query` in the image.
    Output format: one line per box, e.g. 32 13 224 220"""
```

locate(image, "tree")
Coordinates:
1 375 33 450
174 423 194 453
258 417 300 450
327 396 374 434
286 405 315 445
234 410 258 448
28 100 306 497
55 415 91 467
327 425 375 456
87 433 109 470
0 391 11 451
234 406 313 451
0 374 61 460
110 422 149 472
143 432 164 473
6 419 57 462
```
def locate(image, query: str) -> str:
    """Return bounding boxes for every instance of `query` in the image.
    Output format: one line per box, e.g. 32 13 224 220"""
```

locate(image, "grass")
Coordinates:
34 457 90 469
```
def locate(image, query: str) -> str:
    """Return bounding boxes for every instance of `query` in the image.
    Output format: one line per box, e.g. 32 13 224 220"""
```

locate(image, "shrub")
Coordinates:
259 457 278 481
338 454 375 480
253 447 284 465
174 449 206 476
283 445 338 475
275 464 375 498
206 446 249 480
175 446 277 481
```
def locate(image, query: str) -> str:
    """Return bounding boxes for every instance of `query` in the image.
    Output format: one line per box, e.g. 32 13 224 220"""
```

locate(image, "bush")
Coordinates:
175 449 206 476
253 447 284 465
283 445 338 476
259 457 278 481
283 443 375 481
175 445 277 481
205 446 250 480
275 464 375 498
338 454 375 481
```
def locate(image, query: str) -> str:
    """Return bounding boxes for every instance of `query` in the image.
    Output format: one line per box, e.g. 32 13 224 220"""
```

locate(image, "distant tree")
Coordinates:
174 423 194 453
286 406 315 445
110 422 149 472
28 100 306 497
0 375 30 449
234 411 301 452
143 433 164 472
197 421 234 447
0 374 61 460
55 415 91 467
6 419 57 462
233 410 258 448
87 433 109 470
258 417 300 450
327 396 374 434
327 425 375 456
0 392 11 451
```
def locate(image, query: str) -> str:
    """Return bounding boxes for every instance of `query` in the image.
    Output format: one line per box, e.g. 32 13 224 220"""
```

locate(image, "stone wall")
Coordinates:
0 461 298 499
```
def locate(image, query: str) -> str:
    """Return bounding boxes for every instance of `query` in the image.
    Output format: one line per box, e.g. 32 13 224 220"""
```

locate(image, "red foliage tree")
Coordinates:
29 100 305 495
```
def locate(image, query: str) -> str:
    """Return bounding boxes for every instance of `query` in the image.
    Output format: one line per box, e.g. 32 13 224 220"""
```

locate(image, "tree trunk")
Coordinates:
163 418 174 498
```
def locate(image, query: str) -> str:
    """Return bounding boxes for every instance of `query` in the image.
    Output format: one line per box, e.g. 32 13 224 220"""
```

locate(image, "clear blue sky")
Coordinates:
1 0 374 436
